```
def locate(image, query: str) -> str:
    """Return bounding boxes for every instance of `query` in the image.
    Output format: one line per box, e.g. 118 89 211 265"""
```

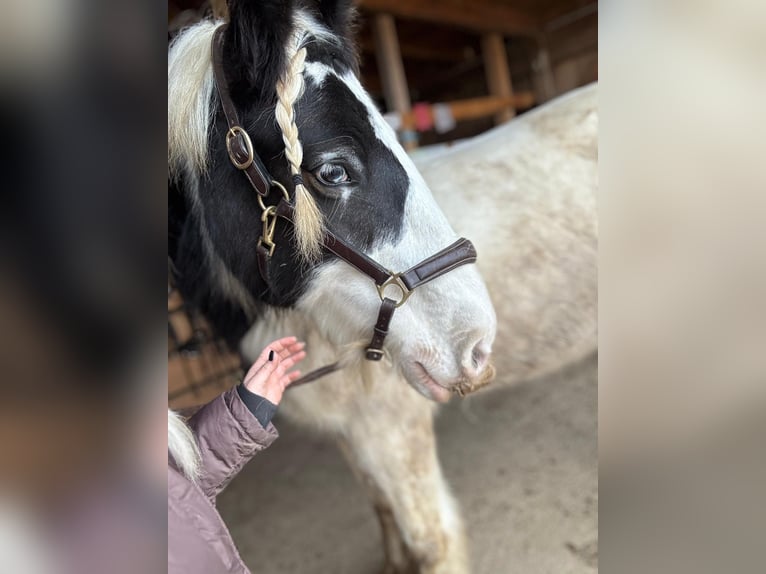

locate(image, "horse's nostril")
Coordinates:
470 344 490 374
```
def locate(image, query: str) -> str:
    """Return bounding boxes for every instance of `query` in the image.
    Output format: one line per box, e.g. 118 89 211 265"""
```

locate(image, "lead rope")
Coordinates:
289 361 341 387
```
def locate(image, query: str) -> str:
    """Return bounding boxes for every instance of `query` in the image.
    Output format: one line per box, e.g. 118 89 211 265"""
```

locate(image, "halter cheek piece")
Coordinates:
212 27 478 384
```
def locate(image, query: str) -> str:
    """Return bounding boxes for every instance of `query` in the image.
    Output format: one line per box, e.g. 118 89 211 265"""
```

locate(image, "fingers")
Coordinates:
277 340 305 361
270 336 299 354
243 337 307 399
248 344 278 374
243 354 279 391
279 349 306 371
271 349 306 387
247 337 299 373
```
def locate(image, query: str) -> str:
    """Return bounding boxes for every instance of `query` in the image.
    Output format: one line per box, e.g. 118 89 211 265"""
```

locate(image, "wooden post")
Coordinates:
533 35 557 103
372 13 417 149
481 33 515 124
210 0 229 20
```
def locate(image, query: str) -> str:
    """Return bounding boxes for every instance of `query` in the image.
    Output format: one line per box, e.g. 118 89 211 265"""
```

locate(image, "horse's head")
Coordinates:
168 0 496 403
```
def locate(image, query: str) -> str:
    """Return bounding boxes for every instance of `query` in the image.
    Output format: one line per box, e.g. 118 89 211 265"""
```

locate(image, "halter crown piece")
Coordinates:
211 26 478 384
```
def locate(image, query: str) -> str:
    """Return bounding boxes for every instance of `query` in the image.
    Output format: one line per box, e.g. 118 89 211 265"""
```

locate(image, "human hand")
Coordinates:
242 336 306 405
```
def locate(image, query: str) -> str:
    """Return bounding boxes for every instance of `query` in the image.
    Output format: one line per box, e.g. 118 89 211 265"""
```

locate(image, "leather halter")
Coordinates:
211 27 478 383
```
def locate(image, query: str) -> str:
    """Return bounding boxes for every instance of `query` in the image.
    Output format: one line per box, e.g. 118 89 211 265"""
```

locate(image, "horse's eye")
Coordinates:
315 163 349 186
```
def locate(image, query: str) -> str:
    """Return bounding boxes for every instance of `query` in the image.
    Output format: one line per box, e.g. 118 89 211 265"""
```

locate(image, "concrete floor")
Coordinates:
219 354 597 574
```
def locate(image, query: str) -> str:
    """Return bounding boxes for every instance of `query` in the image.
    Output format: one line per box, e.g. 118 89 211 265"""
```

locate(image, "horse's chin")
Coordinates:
402 362 453 403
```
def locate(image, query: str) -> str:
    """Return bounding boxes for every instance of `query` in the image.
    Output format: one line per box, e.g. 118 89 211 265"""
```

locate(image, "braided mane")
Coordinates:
274 32 323 261
168 12 337 261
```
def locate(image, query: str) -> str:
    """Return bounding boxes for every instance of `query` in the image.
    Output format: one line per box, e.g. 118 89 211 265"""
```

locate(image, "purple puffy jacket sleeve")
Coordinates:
188 386 278 502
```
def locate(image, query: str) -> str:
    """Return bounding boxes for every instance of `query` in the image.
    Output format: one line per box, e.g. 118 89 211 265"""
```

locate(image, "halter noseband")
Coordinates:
211 27 478 382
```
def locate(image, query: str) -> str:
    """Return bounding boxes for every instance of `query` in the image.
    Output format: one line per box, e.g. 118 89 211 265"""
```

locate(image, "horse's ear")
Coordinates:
223 0 295 103
317 0 357 43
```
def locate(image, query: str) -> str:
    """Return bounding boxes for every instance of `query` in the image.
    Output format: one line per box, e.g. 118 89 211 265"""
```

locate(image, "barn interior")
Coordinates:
168 0 597 409
167 1 597 572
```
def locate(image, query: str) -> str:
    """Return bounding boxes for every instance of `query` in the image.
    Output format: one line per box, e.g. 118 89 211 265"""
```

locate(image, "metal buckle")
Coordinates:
365 348 385 361
225 126 254 170
376 274 411 308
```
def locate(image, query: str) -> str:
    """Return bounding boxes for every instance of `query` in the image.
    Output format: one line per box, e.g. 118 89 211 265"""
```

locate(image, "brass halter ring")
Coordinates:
225 126 254 170
376 274 411 308
257 180 290 211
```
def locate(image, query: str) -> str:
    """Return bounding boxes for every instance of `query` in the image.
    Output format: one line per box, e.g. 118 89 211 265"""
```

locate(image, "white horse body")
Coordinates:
423 83 598 384
240 83 597 574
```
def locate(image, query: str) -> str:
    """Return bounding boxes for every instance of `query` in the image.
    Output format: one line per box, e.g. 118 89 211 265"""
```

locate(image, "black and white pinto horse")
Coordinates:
169 2 497 572
170 0 599 570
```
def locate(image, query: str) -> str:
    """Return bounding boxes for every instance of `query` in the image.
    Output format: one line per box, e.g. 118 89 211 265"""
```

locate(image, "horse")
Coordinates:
239 83 598 573
169 1 597 571
169 1 496 571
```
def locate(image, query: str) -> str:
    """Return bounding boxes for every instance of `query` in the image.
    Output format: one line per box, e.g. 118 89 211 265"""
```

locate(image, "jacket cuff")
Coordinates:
236 384 278 428
225 387 279 450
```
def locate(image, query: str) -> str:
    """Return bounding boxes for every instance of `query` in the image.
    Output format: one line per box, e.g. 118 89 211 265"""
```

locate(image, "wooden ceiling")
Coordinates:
170 1 596 37
351 0 596 143
169 0 597 142
353 1 594 97
356 0 596 35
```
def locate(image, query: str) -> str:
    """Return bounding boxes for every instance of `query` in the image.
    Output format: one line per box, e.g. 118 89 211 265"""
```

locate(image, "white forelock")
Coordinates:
167 20 221 180
167 10 338 182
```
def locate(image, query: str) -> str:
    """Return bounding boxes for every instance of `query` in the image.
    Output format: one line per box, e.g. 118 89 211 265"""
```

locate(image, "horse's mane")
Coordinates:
168 20 220 181
168 11 342 182
168 12 344 261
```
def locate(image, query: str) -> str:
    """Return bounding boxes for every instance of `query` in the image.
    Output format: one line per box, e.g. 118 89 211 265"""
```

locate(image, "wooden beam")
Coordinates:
357 0 539 37
372 14 411 113
481 33 515 124
447 94 533 121
533 37 557 103
372 13 417 148
396 93 534 130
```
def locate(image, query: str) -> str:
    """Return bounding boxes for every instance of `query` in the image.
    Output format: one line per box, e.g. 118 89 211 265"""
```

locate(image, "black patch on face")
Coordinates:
296 59 409 250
